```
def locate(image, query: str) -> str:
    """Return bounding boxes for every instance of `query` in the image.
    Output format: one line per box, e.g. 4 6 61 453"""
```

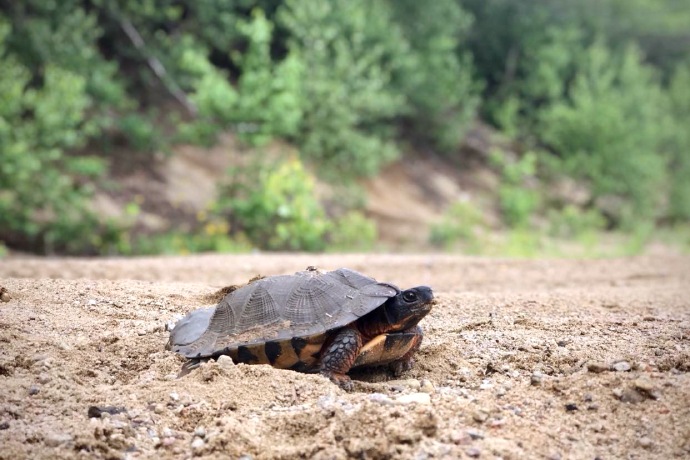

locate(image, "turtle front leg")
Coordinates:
319 327 363 391
389 326 423 377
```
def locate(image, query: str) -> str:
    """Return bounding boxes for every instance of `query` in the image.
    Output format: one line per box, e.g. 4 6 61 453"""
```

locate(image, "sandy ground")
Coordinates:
0 253 689 459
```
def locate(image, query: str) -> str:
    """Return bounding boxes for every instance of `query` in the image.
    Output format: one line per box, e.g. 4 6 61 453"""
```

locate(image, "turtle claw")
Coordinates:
391 357 415 377
322 371 354 391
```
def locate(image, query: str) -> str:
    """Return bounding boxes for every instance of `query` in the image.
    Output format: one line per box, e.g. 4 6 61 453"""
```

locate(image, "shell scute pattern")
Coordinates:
173 268 399 359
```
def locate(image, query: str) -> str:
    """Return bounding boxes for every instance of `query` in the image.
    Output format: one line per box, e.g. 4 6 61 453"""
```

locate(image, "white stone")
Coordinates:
396 393 431 405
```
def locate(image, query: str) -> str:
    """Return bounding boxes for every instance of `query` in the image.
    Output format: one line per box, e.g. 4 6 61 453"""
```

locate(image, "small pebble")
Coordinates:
420 379 435 394
1 288 11 303
489 418 506 428
620 389 645 404
387 379 421 390
0 421 9 430
612 388 624 399
565 403 578 412
191 437 205 450
449 430 469 444
153 404 165 415
137 330 147 336
368 393 394 405
633 379 660 400
56 342 72 351
217 355 235 369
547 453 562 460
612 361 631 372
466 429 484 440
396 393 431 405
530 372 543 386
194 426 206 438
638 437 653 448
587 362 609 373
29 385 40 395
465 447 481 458
44 433 73 447
557 340 567 347
472 410 489 423
38 374 51 385
169 392 180 402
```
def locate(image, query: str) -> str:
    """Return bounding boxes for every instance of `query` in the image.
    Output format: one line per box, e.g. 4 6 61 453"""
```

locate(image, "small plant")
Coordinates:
328 211 378 252
430 200 486 252
490 150 540 228
217 156 331 251
0 24 107 254
547 205 606 239
117 113 161 152
126 230 249 256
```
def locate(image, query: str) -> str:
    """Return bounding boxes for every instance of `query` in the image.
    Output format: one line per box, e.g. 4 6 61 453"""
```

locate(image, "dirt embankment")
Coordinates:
1 254 689 459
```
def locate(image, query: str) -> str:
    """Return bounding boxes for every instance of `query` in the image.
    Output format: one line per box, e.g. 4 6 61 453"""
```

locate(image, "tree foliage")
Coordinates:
0 0 689 254
539 43 669 226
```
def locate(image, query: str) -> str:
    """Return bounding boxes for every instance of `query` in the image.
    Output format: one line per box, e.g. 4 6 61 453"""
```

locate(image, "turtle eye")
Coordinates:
402 291 418 303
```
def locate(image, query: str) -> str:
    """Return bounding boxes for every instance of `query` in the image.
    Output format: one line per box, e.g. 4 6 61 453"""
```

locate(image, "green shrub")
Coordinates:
328 211 378 252
178 9 303 146
490 151 540 228
0 20 108 253
539 43 668 227
547 205 606 239
666 62 690 221
117 113 161 152
430 200 486 252
231 10 304 145
126 230 249 256
278 0 406 178
217 156 330 251
387 0 480 151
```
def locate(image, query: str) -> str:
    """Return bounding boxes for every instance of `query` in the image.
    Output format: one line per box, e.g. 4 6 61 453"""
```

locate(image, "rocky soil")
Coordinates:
1 253 689 459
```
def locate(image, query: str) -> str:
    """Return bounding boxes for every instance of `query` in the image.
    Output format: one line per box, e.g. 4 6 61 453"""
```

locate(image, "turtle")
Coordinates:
167 267 434 389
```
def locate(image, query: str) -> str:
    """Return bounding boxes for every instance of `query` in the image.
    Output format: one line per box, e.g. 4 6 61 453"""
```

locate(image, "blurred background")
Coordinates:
0 0 688 257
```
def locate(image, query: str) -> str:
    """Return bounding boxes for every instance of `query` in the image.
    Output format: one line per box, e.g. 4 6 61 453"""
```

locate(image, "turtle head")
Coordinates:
383 286 434 332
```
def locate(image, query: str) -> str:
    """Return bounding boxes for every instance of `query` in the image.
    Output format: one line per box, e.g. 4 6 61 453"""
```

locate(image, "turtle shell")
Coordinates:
171 268 399 359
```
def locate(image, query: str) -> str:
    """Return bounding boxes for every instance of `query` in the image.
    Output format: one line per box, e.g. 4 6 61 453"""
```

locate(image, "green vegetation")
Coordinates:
429 201 486 253
216 156 330 251
212 156 377 252
0 1 688 255
490 151 540 228
539 43 668 227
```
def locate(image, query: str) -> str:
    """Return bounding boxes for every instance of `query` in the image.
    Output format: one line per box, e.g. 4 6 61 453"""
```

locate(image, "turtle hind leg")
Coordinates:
319 327 363 391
